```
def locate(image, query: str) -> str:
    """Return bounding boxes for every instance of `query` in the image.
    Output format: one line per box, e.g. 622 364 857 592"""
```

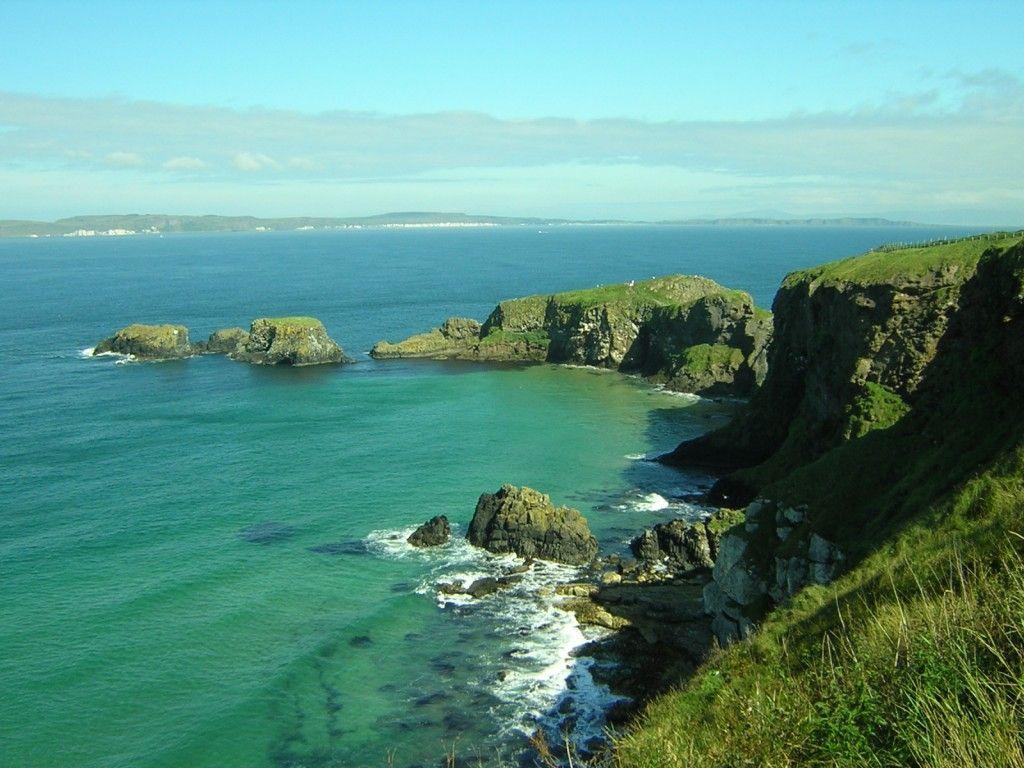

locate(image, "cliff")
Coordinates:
372 275 771 396
662 232 1022 501
616 232 1024 766
232 317 348 366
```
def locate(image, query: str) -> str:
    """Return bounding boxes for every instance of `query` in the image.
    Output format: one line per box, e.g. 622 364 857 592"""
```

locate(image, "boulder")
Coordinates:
93 324 192 359
232 317 347 366
467 484 599 565
204 327 250 354
407 515 451 547
630 508 742 574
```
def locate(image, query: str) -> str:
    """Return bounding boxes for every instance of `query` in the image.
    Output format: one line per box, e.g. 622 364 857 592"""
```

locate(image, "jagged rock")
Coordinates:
438 574 522 599
467 485 598 565
93 324 192 359
204 327 249 354
558 597 632 631
232 317 347 366
630 508 741 574
407 515 450 547
371 275 772 396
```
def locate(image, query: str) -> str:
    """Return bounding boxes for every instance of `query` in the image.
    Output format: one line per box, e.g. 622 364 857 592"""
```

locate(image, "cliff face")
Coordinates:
662 234 1021 501
680 233 1024 643
372 275 771 396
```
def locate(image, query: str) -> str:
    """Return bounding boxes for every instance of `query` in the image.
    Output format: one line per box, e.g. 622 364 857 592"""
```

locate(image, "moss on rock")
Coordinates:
93 324 192 359
232 317 347 366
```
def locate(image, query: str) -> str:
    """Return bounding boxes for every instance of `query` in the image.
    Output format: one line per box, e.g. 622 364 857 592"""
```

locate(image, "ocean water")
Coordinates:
0 225 968 767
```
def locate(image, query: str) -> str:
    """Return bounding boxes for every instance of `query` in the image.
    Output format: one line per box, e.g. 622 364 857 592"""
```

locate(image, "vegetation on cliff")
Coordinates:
372 275 771 396
616 235 1024 767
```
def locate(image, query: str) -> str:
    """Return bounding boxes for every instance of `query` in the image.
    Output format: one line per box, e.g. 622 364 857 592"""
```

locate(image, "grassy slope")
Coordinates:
614 238 1024 767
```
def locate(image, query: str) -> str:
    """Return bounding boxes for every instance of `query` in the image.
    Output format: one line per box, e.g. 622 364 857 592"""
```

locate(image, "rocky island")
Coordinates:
372 275 772 396
93 316 348 366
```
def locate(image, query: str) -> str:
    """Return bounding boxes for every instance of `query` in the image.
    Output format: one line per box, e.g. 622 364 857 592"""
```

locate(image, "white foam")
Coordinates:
633 492 670 512
365 525 625 752
651 385 701 403
79 347 95 358
624 452 647 461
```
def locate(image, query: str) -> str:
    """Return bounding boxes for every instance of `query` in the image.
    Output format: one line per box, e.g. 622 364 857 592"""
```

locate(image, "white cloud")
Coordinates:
103 151 143 168
0 73 1021 222
162 155 208 171
232 151 279 172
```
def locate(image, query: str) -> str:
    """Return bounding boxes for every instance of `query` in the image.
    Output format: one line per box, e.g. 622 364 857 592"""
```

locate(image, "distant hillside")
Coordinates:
0 212 938 238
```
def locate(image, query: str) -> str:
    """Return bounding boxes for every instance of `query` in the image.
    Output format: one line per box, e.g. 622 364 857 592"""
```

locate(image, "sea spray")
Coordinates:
365 525 623 752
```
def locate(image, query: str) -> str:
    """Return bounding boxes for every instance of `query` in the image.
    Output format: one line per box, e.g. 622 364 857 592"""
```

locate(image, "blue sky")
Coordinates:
1 0 1022 223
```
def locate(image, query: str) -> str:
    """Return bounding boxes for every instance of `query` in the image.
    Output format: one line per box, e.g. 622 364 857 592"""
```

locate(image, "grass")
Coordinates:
615 449 1024 768
675 344 744 376
785 231 1022 288
550 275 751 311
613 240 1024 767
254 316 325 328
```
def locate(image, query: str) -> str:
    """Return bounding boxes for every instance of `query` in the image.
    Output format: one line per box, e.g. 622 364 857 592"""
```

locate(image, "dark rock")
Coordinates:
204 327 249 354
348 635 372 648
407 515 451 547
467 485 599 565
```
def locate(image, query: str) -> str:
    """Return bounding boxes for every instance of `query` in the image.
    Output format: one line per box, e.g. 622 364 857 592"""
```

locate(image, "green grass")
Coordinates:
615 450 1024 768
675 343 744 376
785 231 1022 288
255 316 324 328
613 240 1024 767
550 275 750 311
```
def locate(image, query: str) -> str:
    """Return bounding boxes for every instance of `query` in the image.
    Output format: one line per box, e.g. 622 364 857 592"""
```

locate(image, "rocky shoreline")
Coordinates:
371 275 772 397
402 481 747 758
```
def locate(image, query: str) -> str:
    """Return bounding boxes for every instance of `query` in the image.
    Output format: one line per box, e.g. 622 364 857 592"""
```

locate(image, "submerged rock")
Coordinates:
467 484 599 565
232 317 347 366
407 515 451 547
238 521 295 544
93 323 192 359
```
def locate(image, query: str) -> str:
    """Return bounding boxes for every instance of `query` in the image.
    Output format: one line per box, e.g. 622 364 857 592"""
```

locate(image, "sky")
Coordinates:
0 0 1022 224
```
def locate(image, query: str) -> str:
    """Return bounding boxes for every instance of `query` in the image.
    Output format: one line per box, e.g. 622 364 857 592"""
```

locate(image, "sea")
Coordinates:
0 224 971 767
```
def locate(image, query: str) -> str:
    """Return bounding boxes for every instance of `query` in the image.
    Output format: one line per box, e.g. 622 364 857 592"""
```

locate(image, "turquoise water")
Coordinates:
0 226 967 767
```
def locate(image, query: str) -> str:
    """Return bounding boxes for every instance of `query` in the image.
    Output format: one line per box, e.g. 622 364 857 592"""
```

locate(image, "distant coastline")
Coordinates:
0 212 952 239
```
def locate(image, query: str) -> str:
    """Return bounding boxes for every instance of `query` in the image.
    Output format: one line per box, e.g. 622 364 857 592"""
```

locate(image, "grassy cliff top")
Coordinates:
506 274 751 312
252 316 325 328
785 230 1023 288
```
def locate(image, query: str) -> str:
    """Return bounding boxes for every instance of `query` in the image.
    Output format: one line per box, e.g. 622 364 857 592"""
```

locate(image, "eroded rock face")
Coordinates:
93 324 192 359
701 497 846 646
371 276 771 396
467 485 598 565
407 515 451 547
232 317 347 366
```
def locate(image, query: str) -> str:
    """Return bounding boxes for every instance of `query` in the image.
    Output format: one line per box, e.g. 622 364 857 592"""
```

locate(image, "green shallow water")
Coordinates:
0 225 968 767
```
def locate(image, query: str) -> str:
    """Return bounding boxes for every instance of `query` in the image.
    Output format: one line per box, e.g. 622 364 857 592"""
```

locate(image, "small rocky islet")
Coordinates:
92 316 348 366
371 274 773 396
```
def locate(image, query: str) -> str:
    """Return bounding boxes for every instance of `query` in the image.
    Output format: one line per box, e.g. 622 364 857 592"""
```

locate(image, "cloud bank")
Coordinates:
0 70 1021 223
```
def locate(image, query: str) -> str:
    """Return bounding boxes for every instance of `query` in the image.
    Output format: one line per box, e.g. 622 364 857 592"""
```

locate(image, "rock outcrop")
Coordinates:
630 508 743 574
202 327 250 355
407 515 451 547
232 317 347 366
93 324 192 359
467 485 598 565
371 275 771 396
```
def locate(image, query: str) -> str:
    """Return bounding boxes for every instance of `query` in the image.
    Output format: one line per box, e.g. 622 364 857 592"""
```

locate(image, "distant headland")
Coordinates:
0 212 939 238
